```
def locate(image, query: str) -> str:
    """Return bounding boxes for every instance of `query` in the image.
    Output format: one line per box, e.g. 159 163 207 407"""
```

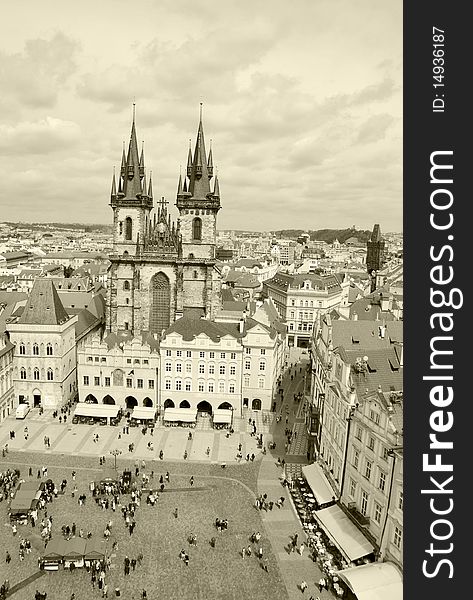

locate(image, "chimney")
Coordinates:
239 318 245 334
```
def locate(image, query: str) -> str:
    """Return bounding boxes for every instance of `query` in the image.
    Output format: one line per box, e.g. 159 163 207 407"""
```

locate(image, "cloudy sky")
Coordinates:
0 0 402 232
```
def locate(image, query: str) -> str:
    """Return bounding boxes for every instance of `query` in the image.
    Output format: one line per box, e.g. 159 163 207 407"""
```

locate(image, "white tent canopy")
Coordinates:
213 409 232 424
337 562 403 600
132 407 156 420
302 463 337 505
163 408 197 423
73 403 120 418
313 505 374 562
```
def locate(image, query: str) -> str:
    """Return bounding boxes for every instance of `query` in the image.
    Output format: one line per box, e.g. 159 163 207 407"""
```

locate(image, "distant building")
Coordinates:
263 272 348 347
366 224 386 292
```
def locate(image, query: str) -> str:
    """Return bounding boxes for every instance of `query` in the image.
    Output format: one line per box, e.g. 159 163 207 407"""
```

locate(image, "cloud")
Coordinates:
0 118 81 156
356 114 396 144
0 33 79 114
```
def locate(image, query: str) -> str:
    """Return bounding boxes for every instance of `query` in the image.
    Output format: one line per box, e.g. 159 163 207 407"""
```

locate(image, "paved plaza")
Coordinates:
1 351 336 599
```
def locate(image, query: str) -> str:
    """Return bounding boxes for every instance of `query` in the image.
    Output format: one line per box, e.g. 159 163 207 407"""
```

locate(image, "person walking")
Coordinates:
299 542 305 556
300 580 308 593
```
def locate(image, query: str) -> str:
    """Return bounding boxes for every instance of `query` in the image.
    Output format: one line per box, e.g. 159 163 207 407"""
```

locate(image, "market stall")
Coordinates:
163 408 197 427
42 538 68 570
63 537 87 568
72 403 121 425
84 538 106 567
212 409 232 429
131 406 157 426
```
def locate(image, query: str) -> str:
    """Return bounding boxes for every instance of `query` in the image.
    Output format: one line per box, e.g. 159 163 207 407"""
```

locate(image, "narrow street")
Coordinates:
256 349 336 600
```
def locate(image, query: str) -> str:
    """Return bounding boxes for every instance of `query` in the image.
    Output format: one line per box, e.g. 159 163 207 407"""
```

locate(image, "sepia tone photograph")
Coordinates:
0 1 402 599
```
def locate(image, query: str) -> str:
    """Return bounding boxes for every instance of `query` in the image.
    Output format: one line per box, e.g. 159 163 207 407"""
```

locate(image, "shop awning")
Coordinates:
74 403 120 418
213 409 232 424
313 505 374 562
132 407 157 420
337 562 403 600
302 463 338 505
163 408 197 422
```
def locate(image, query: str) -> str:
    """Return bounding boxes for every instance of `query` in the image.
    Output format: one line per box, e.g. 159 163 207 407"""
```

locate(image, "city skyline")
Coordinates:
0 0 402 232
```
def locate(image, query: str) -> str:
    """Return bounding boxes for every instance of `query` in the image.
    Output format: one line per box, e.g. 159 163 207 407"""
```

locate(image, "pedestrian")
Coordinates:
173 508 178 518
141 591 147 599
5 551 11 564
299 542 305 556
300 580 308 593
318 577 326 592
258 547 263 560
190 476 194 487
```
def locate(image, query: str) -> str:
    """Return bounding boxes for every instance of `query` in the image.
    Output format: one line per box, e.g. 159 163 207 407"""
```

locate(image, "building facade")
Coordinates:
263 272 348 347
7 279 78 409
0 332 14 421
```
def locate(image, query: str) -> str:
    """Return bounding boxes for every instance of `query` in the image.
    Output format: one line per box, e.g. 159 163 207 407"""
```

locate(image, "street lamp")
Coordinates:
110 449 122 471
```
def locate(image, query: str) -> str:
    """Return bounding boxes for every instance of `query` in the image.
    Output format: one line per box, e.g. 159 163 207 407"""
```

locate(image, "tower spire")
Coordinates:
207 139 213 179
111 168 117 199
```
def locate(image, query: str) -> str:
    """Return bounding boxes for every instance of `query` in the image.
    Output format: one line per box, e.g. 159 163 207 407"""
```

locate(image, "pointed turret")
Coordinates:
148 173 153 199
111 170 117 200
120 142 126 178
213 173 220 198
141 172 148 198
139 142 145 178
207 141 213 178
186 140 193 178
177 173 183 195
183 177 188 193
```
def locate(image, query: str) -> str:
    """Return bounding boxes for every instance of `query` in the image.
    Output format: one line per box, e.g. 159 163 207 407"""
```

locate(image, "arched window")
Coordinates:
19 343 25 355
33 368 40 381
124 280 130 291
20 368 26 380
33 343 39 356
47 368 54 381
192 217 202 241
46 343 53 356
125 217 133 240
149 272 171 334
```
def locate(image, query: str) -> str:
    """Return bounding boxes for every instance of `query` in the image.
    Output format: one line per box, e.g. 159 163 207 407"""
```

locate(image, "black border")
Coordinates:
404 2 468 597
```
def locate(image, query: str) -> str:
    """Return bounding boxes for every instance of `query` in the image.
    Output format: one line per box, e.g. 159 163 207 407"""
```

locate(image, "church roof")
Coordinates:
18 279 70 326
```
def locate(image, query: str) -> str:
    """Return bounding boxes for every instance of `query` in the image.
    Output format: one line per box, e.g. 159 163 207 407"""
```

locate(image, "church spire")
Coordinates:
187 105 211 198
123 104 142 198
148 172 153 199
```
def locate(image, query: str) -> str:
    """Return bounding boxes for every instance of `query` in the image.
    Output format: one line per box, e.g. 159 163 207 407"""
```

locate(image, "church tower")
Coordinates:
176 107 221 260
110 106 153 257
106 107 221 336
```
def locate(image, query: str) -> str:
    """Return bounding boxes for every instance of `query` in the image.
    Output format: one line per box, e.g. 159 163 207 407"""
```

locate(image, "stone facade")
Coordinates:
0 333 14 421
8 319 78 409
